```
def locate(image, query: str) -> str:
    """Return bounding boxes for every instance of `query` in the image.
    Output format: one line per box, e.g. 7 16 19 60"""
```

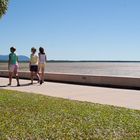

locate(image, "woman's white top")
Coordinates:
39 54 46 64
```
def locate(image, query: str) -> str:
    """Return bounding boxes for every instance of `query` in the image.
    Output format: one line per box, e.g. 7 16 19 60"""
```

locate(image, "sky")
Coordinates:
0 0 140 60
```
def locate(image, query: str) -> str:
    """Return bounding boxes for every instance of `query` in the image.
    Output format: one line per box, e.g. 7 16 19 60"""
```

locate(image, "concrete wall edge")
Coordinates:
0 70 140 90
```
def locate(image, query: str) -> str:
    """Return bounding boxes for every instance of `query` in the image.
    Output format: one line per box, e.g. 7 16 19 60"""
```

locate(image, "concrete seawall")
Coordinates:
0 70 140 89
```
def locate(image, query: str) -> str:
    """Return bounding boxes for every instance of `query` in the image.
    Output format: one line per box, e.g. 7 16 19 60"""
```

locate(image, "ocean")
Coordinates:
1 62 140 78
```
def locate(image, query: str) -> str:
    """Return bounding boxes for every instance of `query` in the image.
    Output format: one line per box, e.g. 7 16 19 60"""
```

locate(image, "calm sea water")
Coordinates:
1 62 140 77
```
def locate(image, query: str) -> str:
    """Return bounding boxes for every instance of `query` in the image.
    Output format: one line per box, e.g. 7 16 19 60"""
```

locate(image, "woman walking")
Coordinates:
29 47 40 84
8 47 20 86
38 47 47 84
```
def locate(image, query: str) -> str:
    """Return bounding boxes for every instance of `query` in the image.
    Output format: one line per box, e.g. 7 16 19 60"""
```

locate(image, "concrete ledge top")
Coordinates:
0 70 139 79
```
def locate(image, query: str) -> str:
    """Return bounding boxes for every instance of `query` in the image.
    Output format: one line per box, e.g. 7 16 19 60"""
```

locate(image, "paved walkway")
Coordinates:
0 77 140 110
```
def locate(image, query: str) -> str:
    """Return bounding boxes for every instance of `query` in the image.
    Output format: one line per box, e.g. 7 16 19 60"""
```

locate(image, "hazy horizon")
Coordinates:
1 53 140 62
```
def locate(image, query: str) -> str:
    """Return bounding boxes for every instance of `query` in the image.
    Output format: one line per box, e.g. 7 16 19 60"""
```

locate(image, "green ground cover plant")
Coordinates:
0 89 140 139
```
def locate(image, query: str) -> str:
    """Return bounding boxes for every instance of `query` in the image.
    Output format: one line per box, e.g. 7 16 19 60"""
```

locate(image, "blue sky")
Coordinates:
0 0 140 60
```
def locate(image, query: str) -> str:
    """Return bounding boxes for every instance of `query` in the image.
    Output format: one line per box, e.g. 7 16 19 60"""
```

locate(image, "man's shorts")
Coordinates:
30 65 38 72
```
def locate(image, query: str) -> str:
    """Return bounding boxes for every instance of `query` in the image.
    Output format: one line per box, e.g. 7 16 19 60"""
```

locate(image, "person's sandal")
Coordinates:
40 80 43 85
17 84 20 86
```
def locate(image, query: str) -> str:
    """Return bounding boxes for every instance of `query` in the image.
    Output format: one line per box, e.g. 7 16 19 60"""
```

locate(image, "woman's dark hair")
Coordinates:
10 47 16 53
39 47 45 54
31 47 36 53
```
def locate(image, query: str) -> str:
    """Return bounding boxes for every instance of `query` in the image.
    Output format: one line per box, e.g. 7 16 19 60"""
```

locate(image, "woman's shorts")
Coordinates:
9 64 19 72
30 65 38 72
39 63 45 71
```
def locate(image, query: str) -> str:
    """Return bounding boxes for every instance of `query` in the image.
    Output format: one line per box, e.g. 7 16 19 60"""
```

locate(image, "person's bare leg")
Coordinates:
42 67 45 83
36 72 40 83
39 67 42 84
8 72 13 85
15 75 20 86
31 72 33 84
14 69 20 86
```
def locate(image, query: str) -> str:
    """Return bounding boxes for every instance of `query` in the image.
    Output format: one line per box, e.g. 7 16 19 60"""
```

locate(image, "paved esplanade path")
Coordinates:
0 77 140 110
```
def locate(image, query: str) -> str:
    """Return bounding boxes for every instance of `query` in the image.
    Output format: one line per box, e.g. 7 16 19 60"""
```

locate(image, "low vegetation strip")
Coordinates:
0 89 140 139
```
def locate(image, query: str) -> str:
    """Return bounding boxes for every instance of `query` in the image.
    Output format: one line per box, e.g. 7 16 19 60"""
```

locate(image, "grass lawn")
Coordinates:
0 89 140 139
